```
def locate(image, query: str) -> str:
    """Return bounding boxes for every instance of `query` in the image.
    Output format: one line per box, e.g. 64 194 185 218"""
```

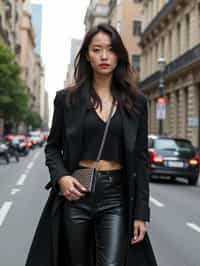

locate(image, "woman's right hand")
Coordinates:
58 176 87 201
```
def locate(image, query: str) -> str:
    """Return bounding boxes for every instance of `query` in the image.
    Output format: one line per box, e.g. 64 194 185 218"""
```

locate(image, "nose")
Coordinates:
101 49 108 59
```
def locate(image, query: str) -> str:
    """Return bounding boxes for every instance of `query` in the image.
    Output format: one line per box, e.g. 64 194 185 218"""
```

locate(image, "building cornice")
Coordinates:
140 0 187 47
140 43 200 91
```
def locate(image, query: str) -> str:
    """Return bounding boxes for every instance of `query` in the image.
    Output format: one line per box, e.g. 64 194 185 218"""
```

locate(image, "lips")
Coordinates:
99 64 110 68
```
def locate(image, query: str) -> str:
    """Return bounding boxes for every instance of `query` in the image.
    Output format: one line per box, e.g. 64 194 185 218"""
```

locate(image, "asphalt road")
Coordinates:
0 148 200 266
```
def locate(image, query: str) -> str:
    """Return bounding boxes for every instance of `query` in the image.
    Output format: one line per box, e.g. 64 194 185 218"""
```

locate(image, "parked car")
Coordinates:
28 131 44 147
25 136 33 149
41 131 49 142
148 135 200 186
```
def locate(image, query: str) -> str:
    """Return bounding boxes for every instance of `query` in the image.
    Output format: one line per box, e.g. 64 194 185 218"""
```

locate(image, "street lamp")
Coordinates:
157 57 166 135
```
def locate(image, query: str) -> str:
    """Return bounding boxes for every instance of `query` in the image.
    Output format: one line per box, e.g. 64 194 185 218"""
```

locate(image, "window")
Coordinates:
186 13 190 48
177 22 181 55
168 30 172 61
198 4 200 40
155 139 195 153
132 55 140 72
133 20 142 36
161 36 165 57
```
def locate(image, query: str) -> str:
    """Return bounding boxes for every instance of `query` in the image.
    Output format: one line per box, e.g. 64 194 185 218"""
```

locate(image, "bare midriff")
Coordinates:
78 160 123 171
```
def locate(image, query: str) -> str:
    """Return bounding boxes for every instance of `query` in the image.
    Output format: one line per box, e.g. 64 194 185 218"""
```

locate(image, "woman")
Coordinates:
25 24 157 266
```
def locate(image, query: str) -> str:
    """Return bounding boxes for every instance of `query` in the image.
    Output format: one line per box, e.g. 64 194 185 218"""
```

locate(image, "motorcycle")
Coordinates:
0 142 10 164
6 140 20 162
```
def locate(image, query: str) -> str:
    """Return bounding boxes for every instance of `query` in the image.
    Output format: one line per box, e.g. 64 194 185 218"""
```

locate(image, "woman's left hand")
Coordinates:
131 220 147 244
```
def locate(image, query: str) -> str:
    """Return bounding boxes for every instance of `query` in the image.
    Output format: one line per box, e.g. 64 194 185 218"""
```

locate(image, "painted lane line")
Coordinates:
24 169 29 175
0 202 13 227
16 174 27 186
186 223 200 233
11 188 21 195
27 162 34 169
33 152 40 160
150 196 165 207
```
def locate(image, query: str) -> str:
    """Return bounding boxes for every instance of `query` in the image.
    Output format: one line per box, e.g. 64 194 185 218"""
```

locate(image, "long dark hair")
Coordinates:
66 23 141 114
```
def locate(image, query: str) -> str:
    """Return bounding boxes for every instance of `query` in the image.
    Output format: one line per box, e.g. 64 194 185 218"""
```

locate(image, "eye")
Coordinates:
93 49 100 52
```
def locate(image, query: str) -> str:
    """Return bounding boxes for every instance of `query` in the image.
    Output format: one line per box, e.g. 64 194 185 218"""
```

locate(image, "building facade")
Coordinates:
0 0 47 135
140 0 200 148
43 89 49 130
109 0 143 75
65 39 82 87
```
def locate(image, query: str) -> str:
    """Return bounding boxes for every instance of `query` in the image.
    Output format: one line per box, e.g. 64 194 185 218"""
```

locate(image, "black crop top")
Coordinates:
79 105 124 164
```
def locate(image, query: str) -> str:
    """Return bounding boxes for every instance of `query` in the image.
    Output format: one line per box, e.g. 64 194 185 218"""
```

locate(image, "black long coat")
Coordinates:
25 88 158 266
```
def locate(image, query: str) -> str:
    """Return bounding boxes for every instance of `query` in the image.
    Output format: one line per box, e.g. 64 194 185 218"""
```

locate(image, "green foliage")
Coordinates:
24 110 42 129
0 42 29 121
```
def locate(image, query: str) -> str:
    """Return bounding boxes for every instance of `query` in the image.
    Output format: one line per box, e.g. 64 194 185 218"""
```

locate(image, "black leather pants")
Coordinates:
63 168 129 266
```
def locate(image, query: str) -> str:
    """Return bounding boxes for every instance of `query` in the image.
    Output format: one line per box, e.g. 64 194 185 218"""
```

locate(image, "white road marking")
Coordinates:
16 174 27 186
186 223 200 233
33 151 40 161
0 202 13 227
27 162 34 169
24 168 29 175
150 196 165 207
11 188 21 195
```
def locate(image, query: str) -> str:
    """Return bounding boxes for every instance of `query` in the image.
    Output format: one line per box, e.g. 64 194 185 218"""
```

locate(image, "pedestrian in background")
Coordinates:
25 23 157 266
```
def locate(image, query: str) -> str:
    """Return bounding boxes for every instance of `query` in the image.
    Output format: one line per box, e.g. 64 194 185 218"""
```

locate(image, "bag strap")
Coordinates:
95 98 115 163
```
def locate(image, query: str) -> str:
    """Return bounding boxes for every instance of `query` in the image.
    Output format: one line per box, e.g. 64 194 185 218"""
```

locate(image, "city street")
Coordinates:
0 148 199 266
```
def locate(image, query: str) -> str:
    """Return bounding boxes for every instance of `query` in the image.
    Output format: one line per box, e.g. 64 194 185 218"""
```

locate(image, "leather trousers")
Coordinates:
63 168 129 266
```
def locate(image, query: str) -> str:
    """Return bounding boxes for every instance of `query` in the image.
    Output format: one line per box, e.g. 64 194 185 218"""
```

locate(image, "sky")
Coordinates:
31 0 90 124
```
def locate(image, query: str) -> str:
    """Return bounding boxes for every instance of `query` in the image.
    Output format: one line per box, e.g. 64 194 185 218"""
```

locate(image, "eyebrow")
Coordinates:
91 44 112 48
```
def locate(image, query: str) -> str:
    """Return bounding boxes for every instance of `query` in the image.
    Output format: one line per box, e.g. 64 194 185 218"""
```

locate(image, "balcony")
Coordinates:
85 4 110 22
85 0 116 24
140 0 187 46
140 43 200 91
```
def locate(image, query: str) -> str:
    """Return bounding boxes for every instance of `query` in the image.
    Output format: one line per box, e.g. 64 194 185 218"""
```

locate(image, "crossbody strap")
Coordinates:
95 98 115 163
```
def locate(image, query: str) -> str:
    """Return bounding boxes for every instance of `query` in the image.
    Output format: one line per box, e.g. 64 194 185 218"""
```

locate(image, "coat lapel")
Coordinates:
64 97 88 170
118 104 139 153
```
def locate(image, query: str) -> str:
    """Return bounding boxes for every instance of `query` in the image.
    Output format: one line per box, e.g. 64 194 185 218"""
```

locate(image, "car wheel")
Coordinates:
4 154 10 164
188 176 198 186
15 152 20 162
170 176 176 182
149 175 153 181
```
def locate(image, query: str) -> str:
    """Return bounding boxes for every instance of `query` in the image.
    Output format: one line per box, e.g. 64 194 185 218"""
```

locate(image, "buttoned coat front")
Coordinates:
25 87 158 266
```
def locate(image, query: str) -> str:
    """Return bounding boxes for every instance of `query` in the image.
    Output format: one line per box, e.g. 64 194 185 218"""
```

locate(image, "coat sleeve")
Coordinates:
133 96 150 222
44 91 70 191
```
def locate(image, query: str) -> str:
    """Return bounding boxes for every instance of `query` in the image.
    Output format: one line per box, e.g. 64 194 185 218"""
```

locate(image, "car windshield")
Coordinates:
29 132 40 137
12 138 19 144
155 139 195 153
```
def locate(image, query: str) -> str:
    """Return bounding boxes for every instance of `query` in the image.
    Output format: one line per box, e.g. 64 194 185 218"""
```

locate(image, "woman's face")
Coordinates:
87 32 118 76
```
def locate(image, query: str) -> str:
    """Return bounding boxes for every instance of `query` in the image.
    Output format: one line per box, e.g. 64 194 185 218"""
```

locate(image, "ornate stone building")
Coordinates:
140 0 200 148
